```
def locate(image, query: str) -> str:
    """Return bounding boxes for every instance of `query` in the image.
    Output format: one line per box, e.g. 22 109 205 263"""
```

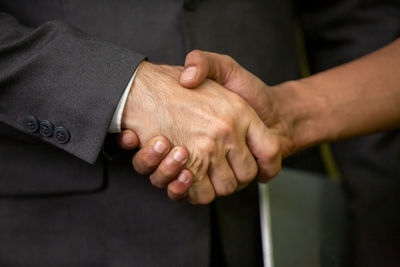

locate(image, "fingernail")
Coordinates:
178 172 190 184
181 66 197 81
154 141 167 154
173 151 186 163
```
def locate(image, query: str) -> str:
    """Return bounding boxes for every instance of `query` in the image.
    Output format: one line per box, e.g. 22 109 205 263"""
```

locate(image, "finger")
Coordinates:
117 129 139 150
208 158 237 197
180 50 232 88
149 146 189 188
227 144 258 188
180 50 209 88
167 169 193 201
246 116 282 183
187 174 216 205
132 136 171 174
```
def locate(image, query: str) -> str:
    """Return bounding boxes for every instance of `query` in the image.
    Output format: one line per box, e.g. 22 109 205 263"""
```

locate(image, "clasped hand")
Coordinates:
118 53 283 204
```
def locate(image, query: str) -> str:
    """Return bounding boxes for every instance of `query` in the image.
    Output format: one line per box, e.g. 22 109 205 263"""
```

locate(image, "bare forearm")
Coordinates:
274 38 400 153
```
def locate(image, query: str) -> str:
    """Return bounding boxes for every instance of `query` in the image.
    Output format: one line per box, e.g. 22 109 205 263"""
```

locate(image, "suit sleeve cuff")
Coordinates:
108 66 140 133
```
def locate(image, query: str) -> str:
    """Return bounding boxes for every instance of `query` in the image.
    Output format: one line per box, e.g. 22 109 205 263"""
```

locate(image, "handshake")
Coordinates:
115 50 293 204
119 40 400 204
112 41 400 204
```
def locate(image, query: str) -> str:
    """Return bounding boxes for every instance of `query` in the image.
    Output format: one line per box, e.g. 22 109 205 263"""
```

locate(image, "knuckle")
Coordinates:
214 118 235 138
157 164 175 179
240 163 258 183
187 186 215 205
248 164 259 181
215 179 237 197
234 96 250 112
188 50 205 64
205 191 217 204
141 151 159 169
200 199 213 205
132 158 148 175
196 195 215 205
189 49 202 57
220 54 240 71
258 136 281 164
265 137 281 161
196 138 217 155
149 174 166 189
221 54 234 64
186 154 207 178
168 186 181 197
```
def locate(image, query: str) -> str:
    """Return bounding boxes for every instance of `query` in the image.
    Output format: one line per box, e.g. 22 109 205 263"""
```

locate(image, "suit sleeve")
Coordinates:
0 12 146 164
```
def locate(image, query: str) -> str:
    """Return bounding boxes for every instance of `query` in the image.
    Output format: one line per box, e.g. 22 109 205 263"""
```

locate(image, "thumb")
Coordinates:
117 129 139 150
180 50 232 88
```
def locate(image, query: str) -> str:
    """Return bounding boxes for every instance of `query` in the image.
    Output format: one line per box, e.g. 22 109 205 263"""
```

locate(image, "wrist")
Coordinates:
121 61 159 143
270 79 330 156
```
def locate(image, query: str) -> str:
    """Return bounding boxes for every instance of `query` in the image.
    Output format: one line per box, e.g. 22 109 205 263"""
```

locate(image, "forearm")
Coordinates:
274 38 400 154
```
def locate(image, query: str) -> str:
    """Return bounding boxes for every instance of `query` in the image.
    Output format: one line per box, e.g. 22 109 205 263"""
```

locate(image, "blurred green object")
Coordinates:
261 168 347 267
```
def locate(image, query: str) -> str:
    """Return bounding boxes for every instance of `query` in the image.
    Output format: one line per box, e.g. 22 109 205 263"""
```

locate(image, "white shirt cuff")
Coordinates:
108 67 140 133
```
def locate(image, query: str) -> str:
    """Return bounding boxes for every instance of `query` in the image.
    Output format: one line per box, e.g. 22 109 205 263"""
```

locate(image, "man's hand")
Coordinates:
180 42 400 152
179 50 296 157
120 61 281 204
123 40 400 201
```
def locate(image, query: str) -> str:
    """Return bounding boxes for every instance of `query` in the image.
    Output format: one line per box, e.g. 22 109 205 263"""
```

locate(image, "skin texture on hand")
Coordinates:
121 61 281 204
128 39 400 202
180 42 400 156
180 50 296 157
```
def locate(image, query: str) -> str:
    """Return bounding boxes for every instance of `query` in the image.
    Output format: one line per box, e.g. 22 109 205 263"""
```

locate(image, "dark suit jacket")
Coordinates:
0 0 399 266
0 1 272 266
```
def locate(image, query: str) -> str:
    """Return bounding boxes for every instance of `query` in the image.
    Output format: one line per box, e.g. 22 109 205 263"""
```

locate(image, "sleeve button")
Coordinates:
39 120 54 137
23 115 39 133
54 127 70 144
